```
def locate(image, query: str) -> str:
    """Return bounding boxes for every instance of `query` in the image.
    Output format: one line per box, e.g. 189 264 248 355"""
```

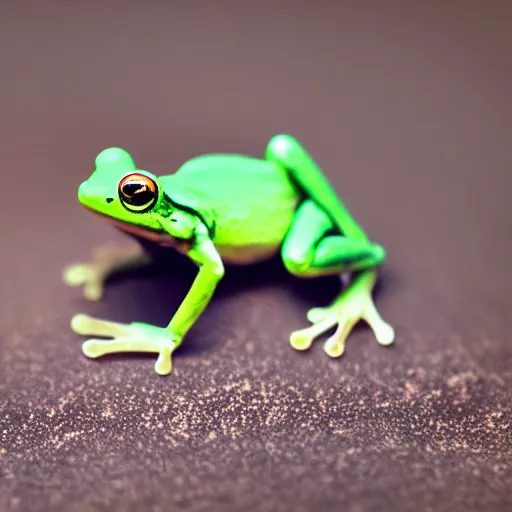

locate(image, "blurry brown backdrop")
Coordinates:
1 1 511 511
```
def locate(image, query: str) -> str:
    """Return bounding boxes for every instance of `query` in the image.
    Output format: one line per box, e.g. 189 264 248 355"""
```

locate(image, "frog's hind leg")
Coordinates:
281 200 395 358
266 133 368 242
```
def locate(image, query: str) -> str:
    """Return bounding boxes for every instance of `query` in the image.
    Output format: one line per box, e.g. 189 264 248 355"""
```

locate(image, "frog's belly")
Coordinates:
215 242 281 265
112 217 280 264
101 208 287 265
209 192 298 265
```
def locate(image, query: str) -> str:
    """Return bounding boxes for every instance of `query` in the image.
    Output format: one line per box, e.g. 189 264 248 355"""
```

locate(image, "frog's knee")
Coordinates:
372 243 386 265
283 251 313 276
266 134 302 163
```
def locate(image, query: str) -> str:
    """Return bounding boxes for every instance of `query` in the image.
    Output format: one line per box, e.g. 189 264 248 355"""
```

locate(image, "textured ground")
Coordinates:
1 1 512 511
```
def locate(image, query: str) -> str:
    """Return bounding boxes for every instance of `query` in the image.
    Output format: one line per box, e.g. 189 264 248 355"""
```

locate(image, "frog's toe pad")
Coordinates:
83 282 103 301
306 307 330 324
375 323 395 346
290 330 315 351
72 315 181 375
63 264 90 286
71 314 95 334
82 339 104 358
291 280 395 357
323 335 346 358
154 348 173 376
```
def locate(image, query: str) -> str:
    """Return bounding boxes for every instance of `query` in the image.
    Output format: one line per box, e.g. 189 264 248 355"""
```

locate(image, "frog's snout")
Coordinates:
77 181 88 203
78 180 111 210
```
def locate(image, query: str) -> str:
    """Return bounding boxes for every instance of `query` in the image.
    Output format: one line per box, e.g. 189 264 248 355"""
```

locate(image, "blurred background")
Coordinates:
1 1 511 511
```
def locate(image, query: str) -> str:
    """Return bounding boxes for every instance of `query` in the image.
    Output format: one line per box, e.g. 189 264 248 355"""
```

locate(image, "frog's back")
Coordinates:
160 154 302 263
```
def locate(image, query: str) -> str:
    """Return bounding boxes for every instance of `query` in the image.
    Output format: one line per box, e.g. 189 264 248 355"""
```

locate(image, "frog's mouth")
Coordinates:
81 205 176 245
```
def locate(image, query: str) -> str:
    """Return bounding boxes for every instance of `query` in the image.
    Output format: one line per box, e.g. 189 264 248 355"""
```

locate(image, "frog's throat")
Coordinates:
81 205 179 246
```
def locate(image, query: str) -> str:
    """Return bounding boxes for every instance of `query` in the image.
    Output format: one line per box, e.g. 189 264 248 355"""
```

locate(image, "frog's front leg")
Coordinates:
282 200 395 358
71 224 224 375
63 242 152 301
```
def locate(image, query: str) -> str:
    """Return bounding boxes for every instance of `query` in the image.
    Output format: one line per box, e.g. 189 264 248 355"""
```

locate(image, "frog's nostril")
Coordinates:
106 197 114 204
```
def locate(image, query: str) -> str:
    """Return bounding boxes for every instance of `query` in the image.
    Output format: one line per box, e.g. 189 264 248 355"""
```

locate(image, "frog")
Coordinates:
64 134 395 375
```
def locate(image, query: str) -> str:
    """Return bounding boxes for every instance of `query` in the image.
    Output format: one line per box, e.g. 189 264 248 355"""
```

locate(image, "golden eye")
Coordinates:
118 173 158 212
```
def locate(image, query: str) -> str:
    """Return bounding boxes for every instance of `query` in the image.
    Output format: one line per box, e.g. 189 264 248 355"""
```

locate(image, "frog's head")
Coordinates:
77 147 164 231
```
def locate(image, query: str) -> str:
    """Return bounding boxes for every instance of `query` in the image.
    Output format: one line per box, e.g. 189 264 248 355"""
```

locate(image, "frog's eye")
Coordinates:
118 173 158 212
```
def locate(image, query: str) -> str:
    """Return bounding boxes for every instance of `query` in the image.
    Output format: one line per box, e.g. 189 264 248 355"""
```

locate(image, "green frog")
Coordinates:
64 134 395 375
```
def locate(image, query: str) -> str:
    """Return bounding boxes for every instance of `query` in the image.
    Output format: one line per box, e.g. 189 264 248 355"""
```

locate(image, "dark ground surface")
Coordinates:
1 1 512 511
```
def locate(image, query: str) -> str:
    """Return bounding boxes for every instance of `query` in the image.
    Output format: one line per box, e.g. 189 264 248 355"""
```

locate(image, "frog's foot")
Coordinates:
71 314 181 375
290 271 395 357
63 243 150 301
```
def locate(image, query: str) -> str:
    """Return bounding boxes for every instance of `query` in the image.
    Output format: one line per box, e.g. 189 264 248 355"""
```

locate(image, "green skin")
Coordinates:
64 134 395 375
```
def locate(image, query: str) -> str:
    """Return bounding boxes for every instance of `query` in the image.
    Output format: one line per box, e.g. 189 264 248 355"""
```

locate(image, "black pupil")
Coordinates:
122 181 155 207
